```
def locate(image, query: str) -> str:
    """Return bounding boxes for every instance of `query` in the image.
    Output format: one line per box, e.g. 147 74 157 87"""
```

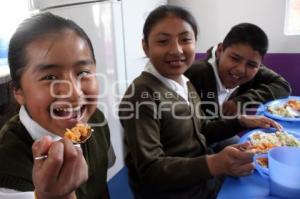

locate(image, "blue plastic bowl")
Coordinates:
254 153 269 178
268 147 300 198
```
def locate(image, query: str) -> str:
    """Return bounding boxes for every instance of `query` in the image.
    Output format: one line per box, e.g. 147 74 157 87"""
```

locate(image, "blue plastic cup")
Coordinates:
268 147 300 198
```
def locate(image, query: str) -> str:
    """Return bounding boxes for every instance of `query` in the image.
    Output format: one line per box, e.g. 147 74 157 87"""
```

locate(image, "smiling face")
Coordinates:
142 14 196 83
14 30 99 136
216 43 262 89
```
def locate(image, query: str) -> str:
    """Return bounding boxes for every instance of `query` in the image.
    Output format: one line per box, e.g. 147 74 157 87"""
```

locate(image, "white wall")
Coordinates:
122 0 167 85
169 0 300 53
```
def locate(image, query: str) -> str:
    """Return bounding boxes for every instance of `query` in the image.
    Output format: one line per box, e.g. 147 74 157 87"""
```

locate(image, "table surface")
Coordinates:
217 171 272 199
0 64 11 84
217 102 300 199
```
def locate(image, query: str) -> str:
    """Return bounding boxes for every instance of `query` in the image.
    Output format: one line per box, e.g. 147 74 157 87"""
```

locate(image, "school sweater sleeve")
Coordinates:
186 82 246 145
230 66 291 105
200 118 244 145
0 116 35 191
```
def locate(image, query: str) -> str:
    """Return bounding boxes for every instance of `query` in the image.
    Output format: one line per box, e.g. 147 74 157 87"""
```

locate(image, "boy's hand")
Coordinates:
238 115 282 131
32 136 88 199
222 100 238 116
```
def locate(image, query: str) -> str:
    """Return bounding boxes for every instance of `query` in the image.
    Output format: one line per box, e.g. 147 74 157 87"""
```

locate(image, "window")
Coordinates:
284 0 300 35
0 0 29 65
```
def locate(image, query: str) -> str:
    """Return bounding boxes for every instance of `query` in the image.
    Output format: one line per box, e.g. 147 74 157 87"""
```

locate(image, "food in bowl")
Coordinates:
267 106 297 118
254 154 270 178
267 99 300 118
249 130 300 153
256 157 268 168
64 123 92 143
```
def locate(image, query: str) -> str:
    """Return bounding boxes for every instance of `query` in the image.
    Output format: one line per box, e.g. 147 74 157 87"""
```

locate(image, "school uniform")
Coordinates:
119 62 244 199
185 46 291 118
0 107 114 199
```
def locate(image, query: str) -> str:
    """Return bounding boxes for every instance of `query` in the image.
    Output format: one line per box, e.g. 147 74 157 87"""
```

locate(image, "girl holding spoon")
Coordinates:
0 12 114 199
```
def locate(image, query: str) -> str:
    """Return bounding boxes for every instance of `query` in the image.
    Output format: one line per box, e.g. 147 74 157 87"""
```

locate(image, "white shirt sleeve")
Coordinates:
0 188 34 199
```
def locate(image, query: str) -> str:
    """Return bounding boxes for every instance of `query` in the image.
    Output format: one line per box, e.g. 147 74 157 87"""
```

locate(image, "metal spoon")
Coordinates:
65 127 94 144
34 128 93 160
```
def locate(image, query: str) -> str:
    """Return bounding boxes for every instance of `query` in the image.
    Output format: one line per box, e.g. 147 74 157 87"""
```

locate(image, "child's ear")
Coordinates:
142 39 149 57
14 88 25 105
216 43 223 58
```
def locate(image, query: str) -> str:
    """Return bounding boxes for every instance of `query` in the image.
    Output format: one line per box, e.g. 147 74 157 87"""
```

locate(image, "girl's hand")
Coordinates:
238 115 282 131
207 142 255 176
32 136 88 199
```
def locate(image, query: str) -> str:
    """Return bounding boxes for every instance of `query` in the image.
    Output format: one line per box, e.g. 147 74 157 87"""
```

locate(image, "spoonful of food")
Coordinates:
64 123 94 144
34 123 93 160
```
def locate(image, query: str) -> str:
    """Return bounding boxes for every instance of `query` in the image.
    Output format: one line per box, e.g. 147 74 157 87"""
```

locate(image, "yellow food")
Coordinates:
267 99 300 118
250 130 300 153
286 100 300 111
253 142 277 153
267 106 295 117
64 123 92 143
257 157 268 168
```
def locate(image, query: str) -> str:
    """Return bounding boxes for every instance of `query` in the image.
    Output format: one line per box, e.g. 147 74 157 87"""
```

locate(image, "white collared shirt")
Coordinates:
0 189 34 199
208 46 238 106
19 106 61 141
144 61 190 104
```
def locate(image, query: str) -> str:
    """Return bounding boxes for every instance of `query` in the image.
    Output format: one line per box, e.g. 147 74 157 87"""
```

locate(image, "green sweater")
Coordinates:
119 72 244 199
0 109 112 199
